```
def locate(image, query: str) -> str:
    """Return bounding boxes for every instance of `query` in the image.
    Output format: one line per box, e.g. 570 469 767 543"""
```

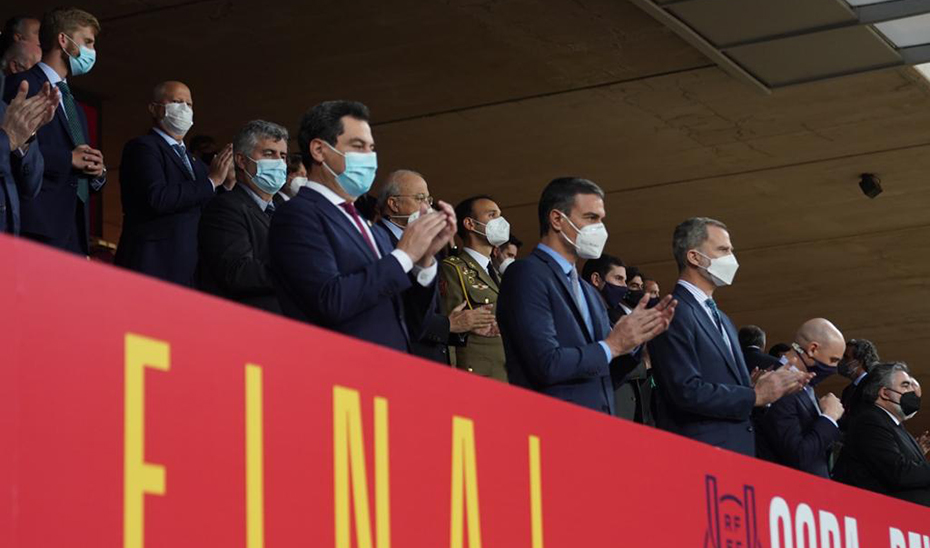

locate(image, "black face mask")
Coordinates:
837 359 856 379
623 289 645 308
793 346 835 387
600 282 627 309
884 388 921 418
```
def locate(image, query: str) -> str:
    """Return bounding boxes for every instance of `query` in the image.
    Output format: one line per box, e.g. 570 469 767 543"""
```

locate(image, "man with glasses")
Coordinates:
377 170 494 364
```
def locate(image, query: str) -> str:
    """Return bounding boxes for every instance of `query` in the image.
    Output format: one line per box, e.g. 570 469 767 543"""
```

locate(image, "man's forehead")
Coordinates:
398 175 428 194
475 198 500 213
256 137 287 152
338 117 373 141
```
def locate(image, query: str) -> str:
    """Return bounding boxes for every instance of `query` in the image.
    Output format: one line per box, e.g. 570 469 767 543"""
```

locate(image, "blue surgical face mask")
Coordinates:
244 156 287 195
322 142 377 198
64 34 96 76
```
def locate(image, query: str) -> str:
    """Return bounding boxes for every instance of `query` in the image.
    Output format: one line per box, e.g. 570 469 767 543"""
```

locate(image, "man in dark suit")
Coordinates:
834 362 930 506
738 325 784 373
650 217 809 456
3 8 107 255
0 80 57 234
115 81 232 286
758 318 846 477
376 169 493 364
269 100 456 353
198 120 287 314
838 338 880 420
497 177 676 415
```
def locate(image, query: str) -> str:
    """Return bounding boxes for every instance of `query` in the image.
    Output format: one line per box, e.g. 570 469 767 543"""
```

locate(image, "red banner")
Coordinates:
1 234 928 548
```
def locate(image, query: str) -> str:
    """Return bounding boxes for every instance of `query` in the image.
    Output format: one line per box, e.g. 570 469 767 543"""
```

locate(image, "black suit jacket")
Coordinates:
197 184 281 314
649 284 757 456
839 375 868 432
743 346 783 372
378 219 463 364
115 129 215 286
4 65 100 253
759 389 839 478
0 101 43 235
833 404 930 506
268 186 435 353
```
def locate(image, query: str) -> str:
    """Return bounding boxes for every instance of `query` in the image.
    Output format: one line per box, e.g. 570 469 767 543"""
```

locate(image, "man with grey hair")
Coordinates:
198 120 288 314
758 318 846 477
116 80 233 286
650 217 809 456
834 362 930 506
375 169 495 364
1 41 41 76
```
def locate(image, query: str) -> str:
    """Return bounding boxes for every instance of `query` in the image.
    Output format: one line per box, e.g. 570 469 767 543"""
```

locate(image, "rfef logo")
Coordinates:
704 475 763 548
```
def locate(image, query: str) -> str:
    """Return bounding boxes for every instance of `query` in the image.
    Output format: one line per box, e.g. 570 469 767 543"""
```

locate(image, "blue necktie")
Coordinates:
171 144 194 178
569 268 595 341
705 298 724 333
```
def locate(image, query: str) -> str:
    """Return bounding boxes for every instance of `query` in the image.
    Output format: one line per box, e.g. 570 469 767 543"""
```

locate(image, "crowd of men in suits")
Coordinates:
2 7 928 508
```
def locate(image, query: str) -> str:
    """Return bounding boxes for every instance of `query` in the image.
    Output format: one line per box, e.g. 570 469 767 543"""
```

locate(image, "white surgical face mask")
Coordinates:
695 250 739 287
162 102 194 136
559 212 608 260
286 176 308 196
472 216 510 247
498 257 515 274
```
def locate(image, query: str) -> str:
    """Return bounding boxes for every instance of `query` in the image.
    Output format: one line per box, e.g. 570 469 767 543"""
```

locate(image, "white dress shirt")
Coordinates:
462 247 491 273
36 62 66 114
305 181 436 286
677 279 734 356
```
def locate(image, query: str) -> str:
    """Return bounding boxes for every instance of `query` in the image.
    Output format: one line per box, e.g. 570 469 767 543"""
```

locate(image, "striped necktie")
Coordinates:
171 144 195 178
56 81 89 203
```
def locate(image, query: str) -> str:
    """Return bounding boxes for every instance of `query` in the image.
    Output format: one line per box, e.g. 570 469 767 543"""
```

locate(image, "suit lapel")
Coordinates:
234 185 270 229
151 130 195 181
309 191 377 261
675 286 744 383
31 67 77 148
533 248 591 343
378 219 400 248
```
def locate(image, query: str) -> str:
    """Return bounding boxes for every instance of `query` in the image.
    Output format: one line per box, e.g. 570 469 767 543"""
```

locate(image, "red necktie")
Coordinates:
340 202 378 257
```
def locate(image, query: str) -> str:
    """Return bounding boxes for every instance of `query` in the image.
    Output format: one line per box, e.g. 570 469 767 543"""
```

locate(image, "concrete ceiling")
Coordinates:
10 0 930 433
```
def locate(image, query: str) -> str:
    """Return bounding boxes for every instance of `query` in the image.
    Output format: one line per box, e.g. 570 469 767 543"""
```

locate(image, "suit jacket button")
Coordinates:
747 426 754 432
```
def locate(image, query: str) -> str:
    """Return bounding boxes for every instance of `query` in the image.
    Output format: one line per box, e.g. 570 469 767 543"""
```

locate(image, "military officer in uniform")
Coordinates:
440 195 510 382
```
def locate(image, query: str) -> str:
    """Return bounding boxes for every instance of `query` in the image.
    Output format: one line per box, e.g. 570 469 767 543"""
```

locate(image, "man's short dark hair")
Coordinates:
672 217 728 272
581 254 624 285
847 338 880 372
626 266 643 282
297 100 370 170
455 195 494 240
286 153 304 175
39 8 100 54
537 177 604 236
768 343 791 358
738 325 766 350
861 362 910 404
507 235 523 249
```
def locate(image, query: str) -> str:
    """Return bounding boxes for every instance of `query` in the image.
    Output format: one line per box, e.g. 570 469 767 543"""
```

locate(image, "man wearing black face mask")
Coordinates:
582 254 629 325
837 338 880 429
834 362 930 506
758 318 846 477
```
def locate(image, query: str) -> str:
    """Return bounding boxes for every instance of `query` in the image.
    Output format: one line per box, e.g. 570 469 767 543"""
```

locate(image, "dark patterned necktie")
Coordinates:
56 81 89 203
170 144 194 178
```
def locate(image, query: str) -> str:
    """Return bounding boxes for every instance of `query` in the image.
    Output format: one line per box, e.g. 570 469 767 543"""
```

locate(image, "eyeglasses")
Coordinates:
393 193 434 205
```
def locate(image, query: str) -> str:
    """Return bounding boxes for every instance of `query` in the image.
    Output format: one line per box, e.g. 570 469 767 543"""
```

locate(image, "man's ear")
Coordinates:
549 209 563 233
591 272 603 289
309 139 327 164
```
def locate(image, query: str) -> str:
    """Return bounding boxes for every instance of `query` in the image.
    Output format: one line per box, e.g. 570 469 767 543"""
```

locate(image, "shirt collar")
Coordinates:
381 219 404 241
463 247 491 271
853 371 868 386
876 404 902 426
305 180 346 207
536 243 573 276
152 126 183 147
240 183 271 212
37 62 63 87
677 279 713 305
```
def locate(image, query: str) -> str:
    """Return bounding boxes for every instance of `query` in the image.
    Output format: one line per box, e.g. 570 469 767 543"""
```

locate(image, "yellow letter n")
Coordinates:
333 385 390 548
124 333 169 548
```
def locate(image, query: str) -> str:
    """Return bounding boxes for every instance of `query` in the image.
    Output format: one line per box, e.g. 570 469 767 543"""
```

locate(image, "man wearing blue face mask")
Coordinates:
3 8 108 256
269 100 457 353
757 318 846 477
197 120 287 314
650 217 810 456
115 81 233 286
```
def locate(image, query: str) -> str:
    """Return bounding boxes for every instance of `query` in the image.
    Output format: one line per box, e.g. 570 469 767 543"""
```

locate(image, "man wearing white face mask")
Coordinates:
269 100 457 353
650 217 810 456
197 120 287 314
274 153 307 207
439 195 513 381
497 177 678 413
115 80 233 286
491 235 522 277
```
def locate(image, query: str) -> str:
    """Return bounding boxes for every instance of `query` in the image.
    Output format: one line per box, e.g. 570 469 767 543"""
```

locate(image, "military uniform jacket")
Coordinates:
439 248 508 382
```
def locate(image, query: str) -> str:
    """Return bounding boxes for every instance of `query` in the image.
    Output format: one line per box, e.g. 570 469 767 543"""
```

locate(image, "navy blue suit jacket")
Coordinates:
0 101 44 234
759 390 839 477
650 283 757 456
114 130 215 286
4 65 96 252
497 247 638 415
268 186 435 353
